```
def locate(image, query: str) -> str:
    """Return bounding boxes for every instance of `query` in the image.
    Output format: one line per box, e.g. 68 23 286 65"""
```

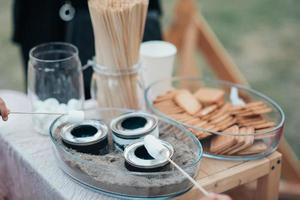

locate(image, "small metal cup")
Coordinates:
124 141 174 172
61 120 109 155
110 112 159 150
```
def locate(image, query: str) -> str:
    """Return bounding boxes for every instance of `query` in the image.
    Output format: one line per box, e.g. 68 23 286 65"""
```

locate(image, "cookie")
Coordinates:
194 87 225 106
153 90 178 103
237 141 268 155
220 126 244 154
195 104 218 117
246 101 265 108
227 127 254 155
185 118 203 125
174 90 202 115
155 102 185 115
154 100 177 108
254 128 275 139
210 113 231 125
209 103 232 121
169 113 193 121
237 115 264 123
189 127 211 139
253 121 275 130
186 118 207 127
215 117 237 132
231 101 272 117
210 126 238 154
164 108 185 115
252 107 272 115
238 119 267 127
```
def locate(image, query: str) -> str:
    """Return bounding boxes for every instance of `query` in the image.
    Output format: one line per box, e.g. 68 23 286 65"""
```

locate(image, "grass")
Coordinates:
0 0 300 155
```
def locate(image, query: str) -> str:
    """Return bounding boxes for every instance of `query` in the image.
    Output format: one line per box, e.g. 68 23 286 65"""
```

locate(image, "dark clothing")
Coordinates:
13 0 162 99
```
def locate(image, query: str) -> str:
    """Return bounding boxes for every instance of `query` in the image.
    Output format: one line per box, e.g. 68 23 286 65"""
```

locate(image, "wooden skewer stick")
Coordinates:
144 135 210 197
8 111 85 123
166 156 210 196
9 111 66 116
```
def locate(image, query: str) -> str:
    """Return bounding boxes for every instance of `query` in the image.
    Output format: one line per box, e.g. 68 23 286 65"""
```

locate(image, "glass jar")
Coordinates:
91 62 145 109
28 42 84 135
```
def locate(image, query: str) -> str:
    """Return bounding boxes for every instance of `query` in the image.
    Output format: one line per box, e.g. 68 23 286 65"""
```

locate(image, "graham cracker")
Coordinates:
237 141 268 155
174 90 202 115
154 90 177 103
194 104 218 117
194 88 225 106
227 127 255 155
253 121 275 130
210 126 238 154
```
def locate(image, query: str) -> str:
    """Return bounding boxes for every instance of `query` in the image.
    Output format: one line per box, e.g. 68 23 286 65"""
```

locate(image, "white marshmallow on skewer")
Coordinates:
143 135 210 197
66 110 85 123
144 135 169 160
30 98 84 135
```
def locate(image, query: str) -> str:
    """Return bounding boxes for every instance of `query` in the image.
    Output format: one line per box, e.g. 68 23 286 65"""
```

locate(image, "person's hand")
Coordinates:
200 193 232 200
0 98 9 121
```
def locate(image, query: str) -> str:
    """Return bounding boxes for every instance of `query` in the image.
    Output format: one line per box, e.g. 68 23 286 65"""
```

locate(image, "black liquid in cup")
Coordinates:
125 145 171 172
62 124 109 155
121 116 147 130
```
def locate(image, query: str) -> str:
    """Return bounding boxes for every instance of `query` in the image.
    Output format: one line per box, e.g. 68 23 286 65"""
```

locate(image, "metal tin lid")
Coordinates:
61 120 108 146
110 112 158 139
124 141 174 169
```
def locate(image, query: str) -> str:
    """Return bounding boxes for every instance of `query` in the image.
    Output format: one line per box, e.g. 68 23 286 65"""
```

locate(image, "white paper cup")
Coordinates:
140 41 177 87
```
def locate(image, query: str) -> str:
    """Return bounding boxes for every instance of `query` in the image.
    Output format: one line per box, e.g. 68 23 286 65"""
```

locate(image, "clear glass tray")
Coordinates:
145 77 285 161
49 108 203 199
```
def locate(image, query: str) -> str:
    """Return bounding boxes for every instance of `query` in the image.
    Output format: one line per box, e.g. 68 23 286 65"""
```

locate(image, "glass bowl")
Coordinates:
49 108 202 199
145 77 285 161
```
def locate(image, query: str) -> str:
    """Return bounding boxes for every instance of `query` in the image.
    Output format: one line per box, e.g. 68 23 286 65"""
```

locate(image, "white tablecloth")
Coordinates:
0 90 116 200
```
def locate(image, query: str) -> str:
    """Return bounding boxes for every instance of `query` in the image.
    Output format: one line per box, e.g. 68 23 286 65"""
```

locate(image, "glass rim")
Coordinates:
145 76 285 137
29 42 79 63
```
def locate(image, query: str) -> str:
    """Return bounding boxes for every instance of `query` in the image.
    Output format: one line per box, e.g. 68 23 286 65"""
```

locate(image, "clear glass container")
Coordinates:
28 42 84 135
49 108 202 199
91 62 145 109
145 77 285 161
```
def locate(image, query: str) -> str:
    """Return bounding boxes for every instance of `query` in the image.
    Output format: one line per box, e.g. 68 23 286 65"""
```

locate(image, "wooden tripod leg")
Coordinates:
177 20 199 78
279 137 300 182
195 14 248 85
164 0 197 49
176 20 202 91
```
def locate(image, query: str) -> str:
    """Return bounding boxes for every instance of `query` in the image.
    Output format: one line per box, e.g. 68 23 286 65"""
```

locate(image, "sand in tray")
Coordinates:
52 124 199 196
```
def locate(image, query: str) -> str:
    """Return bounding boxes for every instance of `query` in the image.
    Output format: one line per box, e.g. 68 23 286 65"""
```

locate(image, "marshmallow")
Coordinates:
66 110 85 123
144 135 169 160
58 104 68 113
32 100 44 110
32 98 84 135
230 87 245 106
67 99 81 110
44 98 60 107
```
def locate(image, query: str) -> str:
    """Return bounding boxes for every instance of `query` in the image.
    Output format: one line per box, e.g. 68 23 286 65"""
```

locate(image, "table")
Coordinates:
0 90 281 200
177 152 281 200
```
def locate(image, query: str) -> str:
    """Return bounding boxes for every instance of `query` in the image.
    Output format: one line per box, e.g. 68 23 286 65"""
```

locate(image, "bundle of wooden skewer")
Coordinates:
88 0 149 109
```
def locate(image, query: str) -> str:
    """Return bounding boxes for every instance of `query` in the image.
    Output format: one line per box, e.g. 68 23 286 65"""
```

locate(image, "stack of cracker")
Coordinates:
153 87 275 156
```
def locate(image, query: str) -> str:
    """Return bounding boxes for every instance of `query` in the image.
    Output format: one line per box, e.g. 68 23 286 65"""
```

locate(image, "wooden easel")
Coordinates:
164 0 300 198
